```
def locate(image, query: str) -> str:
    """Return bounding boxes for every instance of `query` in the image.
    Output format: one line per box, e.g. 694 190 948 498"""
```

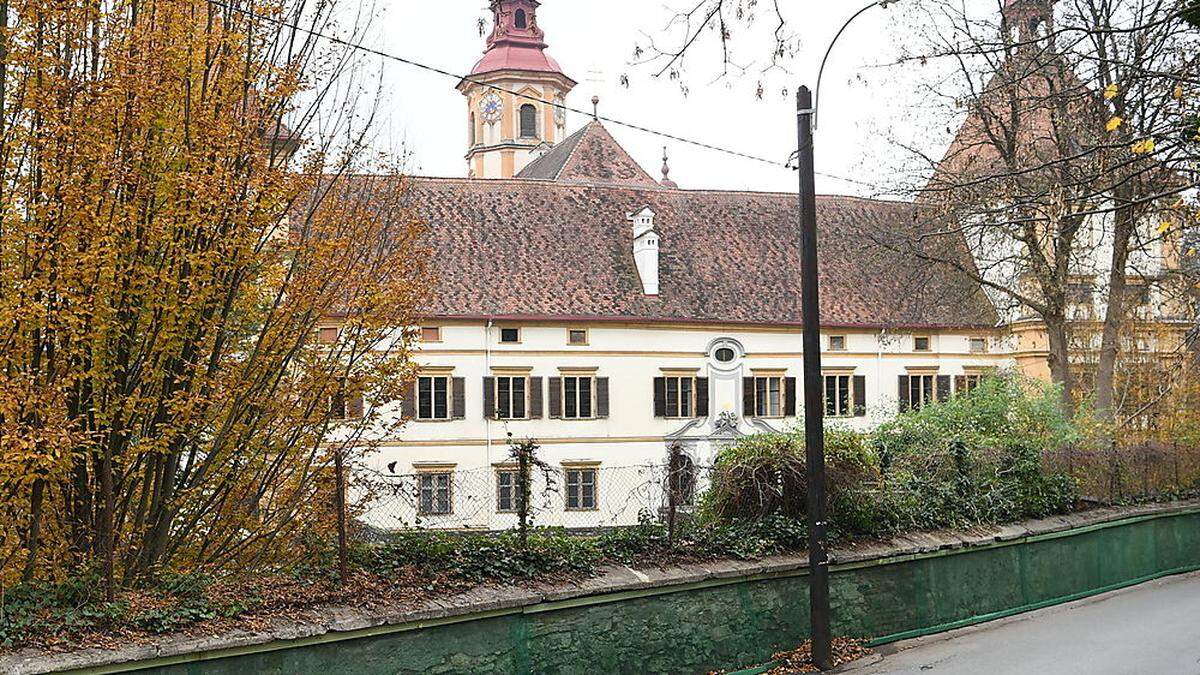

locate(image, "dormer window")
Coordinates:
514 8 527 29
519 104 537 138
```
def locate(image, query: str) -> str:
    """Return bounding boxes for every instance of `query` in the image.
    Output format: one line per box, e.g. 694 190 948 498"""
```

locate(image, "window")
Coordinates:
514 8 527 28
330 383 363 420
563 376 593 419
417 376 450 420
568 329 588 345
500 327 521 343
914 336 932 352
969 337 987 354
519 104 537 138
496 470 518 513
714 347 736 363
828 335 847 351
663 376 695 418
418 473 452 515
469 112 476 146
824 374 852 417
317 326 339 344
908 374 936 410
960 374 984 393
518 102 537 138
565 468 597 510
420 326 442 342
754 376 783 417
495 376 527 420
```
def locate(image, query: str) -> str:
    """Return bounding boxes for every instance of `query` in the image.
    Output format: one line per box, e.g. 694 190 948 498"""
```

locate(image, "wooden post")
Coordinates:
333 449 349 582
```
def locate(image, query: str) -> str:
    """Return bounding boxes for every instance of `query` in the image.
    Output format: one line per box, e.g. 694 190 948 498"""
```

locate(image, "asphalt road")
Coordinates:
841 571 1200 675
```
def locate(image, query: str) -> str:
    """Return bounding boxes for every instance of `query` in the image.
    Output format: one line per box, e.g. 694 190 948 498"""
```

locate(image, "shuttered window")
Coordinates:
495 376 527 419
755 376 783 417
665 376 694 418
900 374 951 410
417 376 450 420
824 375 852 417
563 376 594 419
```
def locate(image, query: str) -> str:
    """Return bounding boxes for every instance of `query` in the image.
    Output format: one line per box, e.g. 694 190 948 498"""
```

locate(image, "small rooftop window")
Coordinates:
514 8 527 29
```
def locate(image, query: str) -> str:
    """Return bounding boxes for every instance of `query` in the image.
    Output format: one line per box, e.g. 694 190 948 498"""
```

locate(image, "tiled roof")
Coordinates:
388 174 997 329
516 121 660 187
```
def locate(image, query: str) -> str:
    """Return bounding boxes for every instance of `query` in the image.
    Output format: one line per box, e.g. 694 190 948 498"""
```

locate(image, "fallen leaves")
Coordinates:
711 637 872 674
1106 116 1123 132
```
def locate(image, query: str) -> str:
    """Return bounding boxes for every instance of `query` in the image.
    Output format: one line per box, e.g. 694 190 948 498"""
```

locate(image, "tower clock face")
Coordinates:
480 92 503 123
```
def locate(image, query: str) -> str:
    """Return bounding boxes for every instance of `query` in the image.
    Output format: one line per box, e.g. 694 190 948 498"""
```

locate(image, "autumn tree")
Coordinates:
0 0 428 596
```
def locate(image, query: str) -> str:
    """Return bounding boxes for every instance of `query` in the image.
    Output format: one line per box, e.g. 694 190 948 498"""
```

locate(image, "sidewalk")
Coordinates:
839 571 1200 674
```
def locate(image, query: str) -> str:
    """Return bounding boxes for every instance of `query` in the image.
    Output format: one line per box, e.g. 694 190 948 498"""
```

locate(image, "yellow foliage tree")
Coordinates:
0 0 428 594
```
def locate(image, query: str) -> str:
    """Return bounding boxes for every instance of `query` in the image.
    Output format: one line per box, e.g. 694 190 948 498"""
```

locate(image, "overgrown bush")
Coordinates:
698 427 876 523
700 373 1079 538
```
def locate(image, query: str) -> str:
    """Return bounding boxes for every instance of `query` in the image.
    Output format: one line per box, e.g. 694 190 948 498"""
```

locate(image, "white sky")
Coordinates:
356 1 970 196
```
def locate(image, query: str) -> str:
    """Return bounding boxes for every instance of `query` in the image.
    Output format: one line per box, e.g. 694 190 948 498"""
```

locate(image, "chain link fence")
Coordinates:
356 446 713 535
351 441 1200 536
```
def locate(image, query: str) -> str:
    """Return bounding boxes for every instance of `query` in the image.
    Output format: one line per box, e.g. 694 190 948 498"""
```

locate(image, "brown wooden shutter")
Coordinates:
529 377 543 418
482 376 495 419
898 375 910 412
695 377 709 418
784 377 797 417
954 376 966 397
936 375 952 404
853 375 866 417
653 377 667 418
348 391 364 420
399 381 416 419
743 378 755 417
596 377 610 418
452 377 466 419
548 377 562 418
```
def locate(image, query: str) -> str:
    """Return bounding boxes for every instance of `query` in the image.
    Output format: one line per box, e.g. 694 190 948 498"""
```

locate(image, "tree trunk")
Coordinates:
1095 200 1136 420
1045 313 1075 413
21 479 45 582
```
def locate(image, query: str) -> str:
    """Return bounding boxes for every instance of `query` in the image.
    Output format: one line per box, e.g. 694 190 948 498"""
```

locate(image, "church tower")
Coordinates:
458 0 576 179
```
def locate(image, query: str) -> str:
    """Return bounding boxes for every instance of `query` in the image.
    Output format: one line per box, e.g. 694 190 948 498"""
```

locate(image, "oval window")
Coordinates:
714 347 735 363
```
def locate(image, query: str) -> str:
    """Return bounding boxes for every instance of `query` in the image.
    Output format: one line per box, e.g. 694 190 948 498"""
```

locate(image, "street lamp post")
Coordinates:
796 1 899 669
794 83 831 670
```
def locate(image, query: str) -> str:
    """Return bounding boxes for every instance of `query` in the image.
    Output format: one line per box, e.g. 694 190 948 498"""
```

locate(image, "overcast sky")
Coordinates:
357 1 970 196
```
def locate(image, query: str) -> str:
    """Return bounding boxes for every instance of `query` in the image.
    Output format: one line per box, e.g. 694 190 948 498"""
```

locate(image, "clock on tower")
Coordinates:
457 0 576 178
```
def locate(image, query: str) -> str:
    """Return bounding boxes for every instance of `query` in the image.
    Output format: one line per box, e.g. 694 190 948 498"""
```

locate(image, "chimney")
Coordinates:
628 206 659 296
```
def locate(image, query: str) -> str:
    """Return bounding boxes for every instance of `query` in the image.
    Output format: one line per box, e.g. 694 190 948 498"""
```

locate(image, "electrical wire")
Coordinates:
206 0 881 188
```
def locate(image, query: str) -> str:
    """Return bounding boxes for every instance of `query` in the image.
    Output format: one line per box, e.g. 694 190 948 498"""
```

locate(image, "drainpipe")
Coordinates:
876 328 886 423
484 318 493 468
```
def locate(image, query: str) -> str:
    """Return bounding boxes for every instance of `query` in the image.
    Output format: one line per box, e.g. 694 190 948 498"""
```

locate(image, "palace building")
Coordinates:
330 0 1191 530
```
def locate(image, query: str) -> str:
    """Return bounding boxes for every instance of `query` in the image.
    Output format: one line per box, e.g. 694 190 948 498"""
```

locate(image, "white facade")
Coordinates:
350 320 1007 530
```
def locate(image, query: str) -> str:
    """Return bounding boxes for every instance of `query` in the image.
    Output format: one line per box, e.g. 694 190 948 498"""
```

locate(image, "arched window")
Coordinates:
469 112 476 146
519 104 537 138
514 9 527 29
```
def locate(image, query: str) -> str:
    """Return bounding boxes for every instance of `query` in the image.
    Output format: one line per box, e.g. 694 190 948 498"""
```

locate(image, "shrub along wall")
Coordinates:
15 501 1200 675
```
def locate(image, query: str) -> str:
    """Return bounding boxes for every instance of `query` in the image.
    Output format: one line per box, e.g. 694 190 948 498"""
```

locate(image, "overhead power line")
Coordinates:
207 0 879 189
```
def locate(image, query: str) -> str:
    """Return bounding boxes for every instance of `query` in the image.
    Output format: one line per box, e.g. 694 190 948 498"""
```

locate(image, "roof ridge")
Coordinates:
553 121 597 179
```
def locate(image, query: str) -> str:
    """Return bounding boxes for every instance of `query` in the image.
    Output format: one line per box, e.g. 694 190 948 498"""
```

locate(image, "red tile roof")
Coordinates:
518 121 659 187
388 173 997 329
